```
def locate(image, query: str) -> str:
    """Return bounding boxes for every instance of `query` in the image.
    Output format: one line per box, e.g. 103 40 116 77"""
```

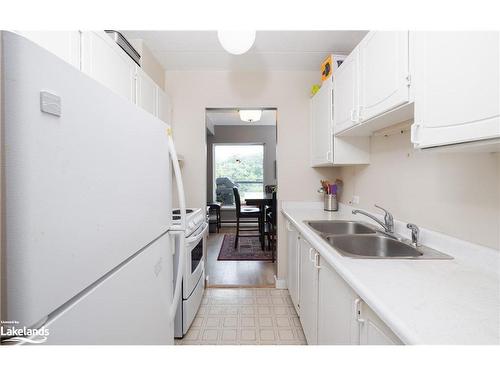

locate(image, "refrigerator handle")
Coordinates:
166 127 187 321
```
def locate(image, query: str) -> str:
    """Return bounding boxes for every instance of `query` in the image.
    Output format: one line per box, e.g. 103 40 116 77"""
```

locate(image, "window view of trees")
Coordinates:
214 144 264 205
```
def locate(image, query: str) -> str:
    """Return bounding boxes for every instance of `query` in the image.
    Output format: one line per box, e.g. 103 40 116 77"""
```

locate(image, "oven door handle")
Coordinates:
186 222 209 246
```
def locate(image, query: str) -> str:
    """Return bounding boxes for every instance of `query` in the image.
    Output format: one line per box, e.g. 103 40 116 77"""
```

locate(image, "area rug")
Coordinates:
217 234 273 261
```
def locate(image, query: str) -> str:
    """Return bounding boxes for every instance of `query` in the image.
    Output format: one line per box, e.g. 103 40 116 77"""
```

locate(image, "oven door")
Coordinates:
183 221 208 297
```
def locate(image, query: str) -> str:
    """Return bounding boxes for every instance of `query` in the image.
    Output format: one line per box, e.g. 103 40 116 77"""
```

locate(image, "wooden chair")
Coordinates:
207 202 221 233
265 191 277 262
233 187 264 250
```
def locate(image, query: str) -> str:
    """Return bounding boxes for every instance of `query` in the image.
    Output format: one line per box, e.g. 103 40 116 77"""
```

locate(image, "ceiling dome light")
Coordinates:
239 110 262 123
217 30 256 55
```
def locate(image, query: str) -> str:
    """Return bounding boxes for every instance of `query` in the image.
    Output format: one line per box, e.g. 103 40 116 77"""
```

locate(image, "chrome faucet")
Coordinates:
352 205 395 234
407 223 420 247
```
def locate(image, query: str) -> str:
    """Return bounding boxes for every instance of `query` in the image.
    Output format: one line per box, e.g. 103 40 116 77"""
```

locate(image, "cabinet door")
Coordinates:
298 238 319 344
136 68 158 116
317 260 359 344
157 87 172 125
310 79 333 166
333 48 360 134
359 31 410 122
412 31 500 148
286 221 300 314
359 301 403 345
81 31 136 102
16 31 81 68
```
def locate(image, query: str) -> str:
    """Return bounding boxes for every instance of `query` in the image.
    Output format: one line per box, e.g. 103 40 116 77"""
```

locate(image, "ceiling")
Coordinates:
120 30 368 71
206 109 276 127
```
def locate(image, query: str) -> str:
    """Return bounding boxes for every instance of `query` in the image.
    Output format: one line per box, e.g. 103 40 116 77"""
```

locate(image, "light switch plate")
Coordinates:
40 91 61 117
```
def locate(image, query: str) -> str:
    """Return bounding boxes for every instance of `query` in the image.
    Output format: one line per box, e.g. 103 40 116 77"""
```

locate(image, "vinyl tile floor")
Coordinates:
175 288 306 345
206 228 276 287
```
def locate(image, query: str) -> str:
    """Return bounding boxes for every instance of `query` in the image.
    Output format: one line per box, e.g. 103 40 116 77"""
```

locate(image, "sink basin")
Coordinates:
306 220 376 235
326 234 423 258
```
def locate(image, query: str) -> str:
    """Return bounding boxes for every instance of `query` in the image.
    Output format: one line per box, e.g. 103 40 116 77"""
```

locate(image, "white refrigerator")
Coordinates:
1 32 186 344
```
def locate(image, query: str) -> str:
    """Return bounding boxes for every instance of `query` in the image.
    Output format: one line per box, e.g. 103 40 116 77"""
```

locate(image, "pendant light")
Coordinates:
217 30 256 55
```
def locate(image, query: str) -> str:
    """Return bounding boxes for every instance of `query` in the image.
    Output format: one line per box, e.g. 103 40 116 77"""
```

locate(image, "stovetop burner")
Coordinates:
172 209 193 215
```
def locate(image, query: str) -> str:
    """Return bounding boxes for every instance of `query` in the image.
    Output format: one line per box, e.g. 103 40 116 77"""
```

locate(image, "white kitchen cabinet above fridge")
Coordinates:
15 31 81 69
15 31 173 127
81 31 137 102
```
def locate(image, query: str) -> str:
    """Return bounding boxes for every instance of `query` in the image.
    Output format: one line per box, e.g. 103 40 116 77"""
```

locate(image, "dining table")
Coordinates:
244 192 273 248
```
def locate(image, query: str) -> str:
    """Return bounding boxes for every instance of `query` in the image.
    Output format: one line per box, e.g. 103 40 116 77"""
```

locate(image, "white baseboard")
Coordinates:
274 275 287 289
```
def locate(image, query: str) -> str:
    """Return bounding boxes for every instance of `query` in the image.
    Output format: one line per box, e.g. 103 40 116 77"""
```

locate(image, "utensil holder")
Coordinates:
324 194 338 212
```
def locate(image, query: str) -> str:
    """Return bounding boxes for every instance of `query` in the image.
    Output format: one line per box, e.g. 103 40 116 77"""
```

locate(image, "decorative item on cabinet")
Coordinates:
310 84 321 97
321 54 347 81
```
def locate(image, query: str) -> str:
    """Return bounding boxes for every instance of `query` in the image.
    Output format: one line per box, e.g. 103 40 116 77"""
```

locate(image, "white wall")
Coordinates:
165 70 339 279
339 125 500 250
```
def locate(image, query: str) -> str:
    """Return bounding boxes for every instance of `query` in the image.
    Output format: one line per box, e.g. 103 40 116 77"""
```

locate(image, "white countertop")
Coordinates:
281 201 500 344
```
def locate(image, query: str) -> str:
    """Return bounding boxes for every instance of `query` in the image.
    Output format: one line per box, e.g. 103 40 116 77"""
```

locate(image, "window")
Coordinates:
213 144 264 205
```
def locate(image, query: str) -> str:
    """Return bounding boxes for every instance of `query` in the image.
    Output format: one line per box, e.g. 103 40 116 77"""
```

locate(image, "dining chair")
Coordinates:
233 187 264 250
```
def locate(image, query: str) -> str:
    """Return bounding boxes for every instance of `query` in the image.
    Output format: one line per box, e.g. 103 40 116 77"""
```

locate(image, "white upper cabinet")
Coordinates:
286 221 300 314
16 31 81 68
333 31 414 137
157 87 173 126
311 78 334 166
311 76 370 167
359 31 410 123
411 31 500 149
333 49 360 134
81 31 136 102
136 68 158 116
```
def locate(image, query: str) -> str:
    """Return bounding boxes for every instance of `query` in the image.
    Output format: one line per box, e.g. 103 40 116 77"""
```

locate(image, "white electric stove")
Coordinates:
172 208 208 338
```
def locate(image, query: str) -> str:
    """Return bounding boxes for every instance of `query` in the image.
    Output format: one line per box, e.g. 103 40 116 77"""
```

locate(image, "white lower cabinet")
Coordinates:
317 260 359 344
286 221 300 314
298 237 319 344
358 301 403 345
294 237 403 345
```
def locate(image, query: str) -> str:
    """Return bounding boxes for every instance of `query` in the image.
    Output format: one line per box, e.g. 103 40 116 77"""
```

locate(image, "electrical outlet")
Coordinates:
352 195 360 205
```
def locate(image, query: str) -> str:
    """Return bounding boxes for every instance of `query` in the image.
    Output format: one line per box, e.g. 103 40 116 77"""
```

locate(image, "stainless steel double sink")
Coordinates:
305 220 452 259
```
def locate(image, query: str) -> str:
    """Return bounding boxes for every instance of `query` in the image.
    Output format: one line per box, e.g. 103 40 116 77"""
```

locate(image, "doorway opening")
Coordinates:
205 108 277 287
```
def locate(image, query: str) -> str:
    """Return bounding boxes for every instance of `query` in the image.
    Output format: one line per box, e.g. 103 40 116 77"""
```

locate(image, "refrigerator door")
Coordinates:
39 233 174 345
2 32 171 329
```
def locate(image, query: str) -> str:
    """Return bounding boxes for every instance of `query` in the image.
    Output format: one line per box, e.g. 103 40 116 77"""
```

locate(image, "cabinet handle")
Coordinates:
358 105 364 122
309 248 315 262
326 150 332 162
350 108 357 122
354 298 365 324
410 123 420 144
314 252 321 269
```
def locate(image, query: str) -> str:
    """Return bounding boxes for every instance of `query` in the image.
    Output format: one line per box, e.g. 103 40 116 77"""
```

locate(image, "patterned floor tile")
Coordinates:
176 288 307 345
